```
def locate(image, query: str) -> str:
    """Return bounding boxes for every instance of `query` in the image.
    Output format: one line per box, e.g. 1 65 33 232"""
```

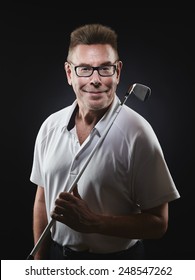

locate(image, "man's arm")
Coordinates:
96 203 168 239
33 186 52 259
51 186 168 239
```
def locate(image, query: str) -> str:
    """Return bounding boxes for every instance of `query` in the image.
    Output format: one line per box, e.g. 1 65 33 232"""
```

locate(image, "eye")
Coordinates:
100 66 111 71
80 66 92 72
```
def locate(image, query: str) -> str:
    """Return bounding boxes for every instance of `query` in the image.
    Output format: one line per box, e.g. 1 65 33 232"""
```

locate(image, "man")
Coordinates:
30 23 180 259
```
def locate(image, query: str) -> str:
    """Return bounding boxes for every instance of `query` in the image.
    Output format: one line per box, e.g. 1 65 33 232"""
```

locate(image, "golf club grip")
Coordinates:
26 254 34 260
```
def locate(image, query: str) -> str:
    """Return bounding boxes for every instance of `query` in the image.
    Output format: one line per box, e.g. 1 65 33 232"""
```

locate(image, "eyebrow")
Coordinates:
76 61 114 67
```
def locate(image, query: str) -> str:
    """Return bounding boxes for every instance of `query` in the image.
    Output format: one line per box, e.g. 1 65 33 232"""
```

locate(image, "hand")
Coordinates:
51 185 100 233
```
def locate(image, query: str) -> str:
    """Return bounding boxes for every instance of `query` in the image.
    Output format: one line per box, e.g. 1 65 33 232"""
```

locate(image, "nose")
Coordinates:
90 69 101 85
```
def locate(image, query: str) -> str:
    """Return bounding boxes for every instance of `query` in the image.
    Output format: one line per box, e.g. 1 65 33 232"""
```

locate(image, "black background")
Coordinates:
1 7 194 260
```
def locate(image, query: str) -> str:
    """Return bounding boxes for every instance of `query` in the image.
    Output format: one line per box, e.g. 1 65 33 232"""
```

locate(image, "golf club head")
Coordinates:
128 83 151 101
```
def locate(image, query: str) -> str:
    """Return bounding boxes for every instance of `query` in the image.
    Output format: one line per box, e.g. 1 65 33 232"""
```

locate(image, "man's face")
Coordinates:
65 44 122 113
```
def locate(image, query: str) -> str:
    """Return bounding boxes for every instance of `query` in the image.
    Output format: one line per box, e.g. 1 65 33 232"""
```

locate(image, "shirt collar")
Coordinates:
63 95 121 136
94 95 121 136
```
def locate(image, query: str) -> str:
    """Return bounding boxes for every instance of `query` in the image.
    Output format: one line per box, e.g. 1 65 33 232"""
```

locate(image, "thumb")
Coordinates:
72 184 81 199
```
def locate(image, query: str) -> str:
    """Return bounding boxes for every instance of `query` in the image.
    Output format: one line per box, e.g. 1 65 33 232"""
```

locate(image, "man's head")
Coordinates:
64 24 123 113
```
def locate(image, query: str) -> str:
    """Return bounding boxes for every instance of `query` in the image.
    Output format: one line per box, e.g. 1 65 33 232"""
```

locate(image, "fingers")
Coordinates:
58 185 81 201
51 204 66 222
51 186 82 224
52 187 80 216
51 210 65 223
72 185 81 199
52 205 65 216
58 192 74 201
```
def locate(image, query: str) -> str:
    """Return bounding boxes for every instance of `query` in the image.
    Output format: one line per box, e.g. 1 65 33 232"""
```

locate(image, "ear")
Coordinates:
64 62 72 85
116 60 123 83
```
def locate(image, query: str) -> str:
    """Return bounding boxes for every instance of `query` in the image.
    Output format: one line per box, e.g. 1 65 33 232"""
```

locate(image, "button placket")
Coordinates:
64 129 99 189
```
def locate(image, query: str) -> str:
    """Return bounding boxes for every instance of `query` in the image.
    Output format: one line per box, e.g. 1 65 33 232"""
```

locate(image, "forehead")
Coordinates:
70 44 117 64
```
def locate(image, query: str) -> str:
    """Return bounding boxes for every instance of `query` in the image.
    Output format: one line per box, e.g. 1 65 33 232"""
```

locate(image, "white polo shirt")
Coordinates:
30 94 180 253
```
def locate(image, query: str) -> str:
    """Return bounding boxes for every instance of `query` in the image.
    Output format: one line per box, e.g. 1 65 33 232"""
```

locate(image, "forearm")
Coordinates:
33 207 49 244
95 211 168 239
33 192 52 259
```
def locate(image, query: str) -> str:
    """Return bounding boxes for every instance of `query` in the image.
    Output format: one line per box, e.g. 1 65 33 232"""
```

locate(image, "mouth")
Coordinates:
83 89 108 94
81 87 109 101
87 91 106 101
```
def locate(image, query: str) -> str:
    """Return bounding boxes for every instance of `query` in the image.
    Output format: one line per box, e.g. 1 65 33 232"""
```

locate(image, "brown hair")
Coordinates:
67 23 119 60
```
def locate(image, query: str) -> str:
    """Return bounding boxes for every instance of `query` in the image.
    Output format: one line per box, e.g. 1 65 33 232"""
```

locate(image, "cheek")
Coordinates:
71 82 82 96
108 80 118 92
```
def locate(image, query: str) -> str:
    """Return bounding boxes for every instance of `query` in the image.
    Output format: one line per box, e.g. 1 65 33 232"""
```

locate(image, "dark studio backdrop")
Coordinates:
1 8 194 260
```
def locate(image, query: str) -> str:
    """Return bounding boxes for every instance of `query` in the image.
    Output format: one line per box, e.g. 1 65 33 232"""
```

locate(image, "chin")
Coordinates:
88 98 112 111
88 103 108 111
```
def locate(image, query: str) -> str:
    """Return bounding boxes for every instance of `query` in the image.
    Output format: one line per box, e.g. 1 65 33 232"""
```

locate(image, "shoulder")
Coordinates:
116 105 161 150
117 105 154 134
43 105 72 127
36 101 76 142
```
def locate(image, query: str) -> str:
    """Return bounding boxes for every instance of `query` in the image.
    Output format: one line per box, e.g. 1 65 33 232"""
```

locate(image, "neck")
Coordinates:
75 106 111 145
76 107 108 126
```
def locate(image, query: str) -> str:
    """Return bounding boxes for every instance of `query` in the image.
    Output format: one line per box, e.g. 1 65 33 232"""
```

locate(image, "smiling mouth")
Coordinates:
89 92 103 94
84 89 107 94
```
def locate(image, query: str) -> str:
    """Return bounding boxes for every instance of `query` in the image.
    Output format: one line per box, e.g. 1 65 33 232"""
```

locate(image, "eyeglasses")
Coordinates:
68 62 118 77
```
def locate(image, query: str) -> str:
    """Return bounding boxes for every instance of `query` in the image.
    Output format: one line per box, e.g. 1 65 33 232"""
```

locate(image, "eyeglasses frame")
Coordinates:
67 61 118 77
